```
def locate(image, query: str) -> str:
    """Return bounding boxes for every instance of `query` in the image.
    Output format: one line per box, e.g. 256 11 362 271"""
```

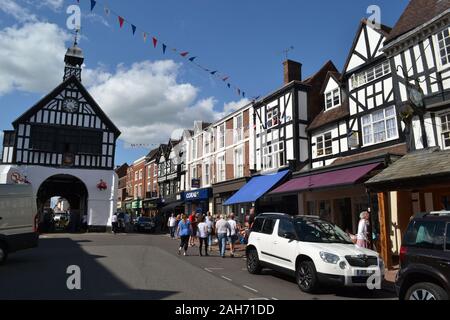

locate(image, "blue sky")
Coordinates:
0 0 409 166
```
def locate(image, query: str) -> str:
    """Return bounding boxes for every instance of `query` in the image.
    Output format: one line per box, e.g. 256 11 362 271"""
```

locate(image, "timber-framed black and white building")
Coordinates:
0 39 121 231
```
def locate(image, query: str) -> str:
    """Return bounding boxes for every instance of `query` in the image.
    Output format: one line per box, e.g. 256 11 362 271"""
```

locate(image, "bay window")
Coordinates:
316 132 333 157
325 89 340 110
441 114 450 149
362 106 398 146
437 28 450 68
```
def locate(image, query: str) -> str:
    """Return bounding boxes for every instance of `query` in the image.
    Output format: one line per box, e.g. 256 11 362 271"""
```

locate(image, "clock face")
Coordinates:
408 86 424 108
63 98 79 113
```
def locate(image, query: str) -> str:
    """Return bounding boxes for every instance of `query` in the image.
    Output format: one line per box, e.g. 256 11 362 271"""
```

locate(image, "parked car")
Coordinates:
395 211 450 300
0 184 39 264
134 217 156 233
246 213 384 293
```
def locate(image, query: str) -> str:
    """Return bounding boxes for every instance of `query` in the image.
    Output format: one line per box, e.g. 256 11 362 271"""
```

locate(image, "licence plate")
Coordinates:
356 270 375 276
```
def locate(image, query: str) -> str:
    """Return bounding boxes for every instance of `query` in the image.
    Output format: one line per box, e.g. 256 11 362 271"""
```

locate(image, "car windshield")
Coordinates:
294 218 353 244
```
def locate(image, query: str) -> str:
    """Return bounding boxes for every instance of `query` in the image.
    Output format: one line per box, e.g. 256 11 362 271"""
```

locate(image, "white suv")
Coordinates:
246 213 385 293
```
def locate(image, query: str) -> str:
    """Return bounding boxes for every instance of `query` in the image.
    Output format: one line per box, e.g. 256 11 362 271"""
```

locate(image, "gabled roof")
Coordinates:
307 99 350 132
385 0 450 44
341 19 392 75
319 71 342 95
146 147 160 161
12 75 121 137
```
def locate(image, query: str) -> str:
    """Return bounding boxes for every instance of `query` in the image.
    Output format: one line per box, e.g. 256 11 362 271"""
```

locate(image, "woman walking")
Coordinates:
197 216 209 256
356 211 370 248
176 214 192 256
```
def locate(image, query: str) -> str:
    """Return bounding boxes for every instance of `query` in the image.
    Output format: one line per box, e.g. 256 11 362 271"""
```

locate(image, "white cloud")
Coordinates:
0 0 37 22
222 98 251 116
88 60 222 145
39 0 64 11
0 22 70 95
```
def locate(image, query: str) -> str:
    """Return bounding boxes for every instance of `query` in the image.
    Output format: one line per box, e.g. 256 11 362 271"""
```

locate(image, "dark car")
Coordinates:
395 211 450 300
134 217 156 233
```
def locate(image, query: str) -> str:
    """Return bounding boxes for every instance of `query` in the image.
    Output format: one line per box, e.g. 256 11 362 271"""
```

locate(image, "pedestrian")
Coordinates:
206 212 214 247
189 211 198 247
227 213 239 257
215 214 231 258
168 213 177 239
124 212 131 233
197 216 209 256
176 214 192 256
111 213 118 234
356 211 370 248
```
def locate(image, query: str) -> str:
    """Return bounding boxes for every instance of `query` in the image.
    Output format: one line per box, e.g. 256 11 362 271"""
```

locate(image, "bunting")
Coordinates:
76 0 254 99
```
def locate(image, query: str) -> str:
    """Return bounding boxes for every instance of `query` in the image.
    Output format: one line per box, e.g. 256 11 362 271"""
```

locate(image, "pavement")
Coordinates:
0 232 398 300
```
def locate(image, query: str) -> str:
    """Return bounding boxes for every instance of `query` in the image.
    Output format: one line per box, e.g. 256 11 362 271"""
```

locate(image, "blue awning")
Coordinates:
224 170 290 206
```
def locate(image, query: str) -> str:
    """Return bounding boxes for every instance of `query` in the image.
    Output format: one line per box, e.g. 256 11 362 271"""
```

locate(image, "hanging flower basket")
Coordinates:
97 180 107 191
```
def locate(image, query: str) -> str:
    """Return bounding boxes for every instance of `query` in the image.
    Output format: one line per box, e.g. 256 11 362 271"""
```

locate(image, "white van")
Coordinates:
0 184 39 264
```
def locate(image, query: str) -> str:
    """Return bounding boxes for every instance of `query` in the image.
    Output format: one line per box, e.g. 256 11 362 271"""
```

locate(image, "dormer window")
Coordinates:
325 89 340 111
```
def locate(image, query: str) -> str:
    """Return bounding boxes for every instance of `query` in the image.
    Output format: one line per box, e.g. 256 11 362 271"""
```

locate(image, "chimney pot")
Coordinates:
283 59 302 84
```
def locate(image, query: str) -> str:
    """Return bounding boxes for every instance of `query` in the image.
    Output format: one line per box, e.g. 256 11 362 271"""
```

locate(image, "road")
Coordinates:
0 232 397 300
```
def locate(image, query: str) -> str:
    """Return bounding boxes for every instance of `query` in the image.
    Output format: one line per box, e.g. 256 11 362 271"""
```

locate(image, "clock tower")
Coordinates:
63 31 84 82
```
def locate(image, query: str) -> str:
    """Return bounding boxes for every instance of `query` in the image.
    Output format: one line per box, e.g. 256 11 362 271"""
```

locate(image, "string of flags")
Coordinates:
75 0 259 100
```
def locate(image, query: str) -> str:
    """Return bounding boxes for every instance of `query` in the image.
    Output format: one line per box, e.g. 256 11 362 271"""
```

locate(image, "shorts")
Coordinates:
228 234 238 244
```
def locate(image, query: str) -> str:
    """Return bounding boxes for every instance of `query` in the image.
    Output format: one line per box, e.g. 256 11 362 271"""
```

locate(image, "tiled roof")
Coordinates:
366 147 450 185
332 143 407 166
385 0 450 43
307 102 350 132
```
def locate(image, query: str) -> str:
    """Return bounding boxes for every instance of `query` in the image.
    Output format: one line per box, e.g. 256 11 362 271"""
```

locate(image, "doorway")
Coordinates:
36 174 88 233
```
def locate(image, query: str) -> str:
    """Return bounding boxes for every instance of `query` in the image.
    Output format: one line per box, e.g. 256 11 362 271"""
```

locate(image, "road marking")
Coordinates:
271 297 279 300
243 285 258 293
221 276 233 282
204 268 213 273
249 298 269 300
204 267 224 273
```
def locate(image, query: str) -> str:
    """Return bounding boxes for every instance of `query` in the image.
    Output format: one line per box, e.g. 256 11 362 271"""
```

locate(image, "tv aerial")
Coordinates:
281 46 295 60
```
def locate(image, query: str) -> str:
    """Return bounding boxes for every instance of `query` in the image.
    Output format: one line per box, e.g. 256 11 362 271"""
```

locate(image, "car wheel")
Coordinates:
405 282 448 301
246 248 262 274
296 260 319 293
0 242 8 265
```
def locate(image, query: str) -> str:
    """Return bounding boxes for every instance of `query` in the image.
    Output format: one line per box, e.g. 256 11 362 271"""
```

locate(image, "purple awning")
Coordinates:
271 163 382 195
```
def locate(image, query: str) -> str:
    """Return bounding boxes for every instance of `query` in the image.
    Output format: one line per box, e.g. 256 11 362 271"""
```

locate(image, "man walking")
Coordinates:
227 213 239 257
215 214 231 258
111 213 118 234
168 213 177 239
206 212 214 247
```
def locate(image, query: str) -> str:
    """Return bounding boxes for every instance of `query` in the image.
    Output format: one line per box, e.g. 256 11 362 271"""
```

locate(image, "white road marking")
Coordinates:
204 267 224 273
271 297 279 300
243 285 258 293
221 276 233 282
204 268 213 273
249 298 269 300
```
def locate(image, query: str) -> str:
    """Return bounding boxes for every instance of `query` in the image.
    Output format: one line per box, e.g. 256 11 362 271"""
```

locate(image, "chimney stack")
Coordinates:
283 59 302 84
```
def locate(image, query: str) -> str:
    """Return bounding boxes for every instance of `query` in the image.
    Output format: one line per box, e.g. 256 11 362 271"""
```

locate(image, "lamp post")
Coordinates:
396 65 427 152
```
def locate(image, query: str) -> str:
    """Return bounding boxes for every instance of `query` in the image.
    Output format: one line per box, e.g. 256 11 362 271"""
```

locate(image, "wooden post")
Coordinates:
377 192 393 269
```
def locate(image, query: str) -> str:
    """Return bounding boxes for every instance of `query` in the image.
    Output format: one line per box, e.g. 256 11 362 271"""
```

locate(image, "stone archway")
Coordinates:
36 174 88 233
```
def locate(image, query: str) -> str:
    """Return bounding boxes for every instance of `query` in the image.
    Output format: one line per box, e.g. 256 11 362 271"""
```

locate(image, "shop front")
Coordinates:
131 199 142 218
184 188 212 215
224 170 290 218
160 193 185 217
270 161 386 235
366 147 450 269
213 177 250 222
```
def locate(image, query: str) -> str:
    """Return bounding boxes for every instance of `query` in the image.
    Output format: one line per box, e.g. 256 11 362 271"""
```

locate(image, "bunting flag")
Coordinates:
118 16 125 28
82 0 254 99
